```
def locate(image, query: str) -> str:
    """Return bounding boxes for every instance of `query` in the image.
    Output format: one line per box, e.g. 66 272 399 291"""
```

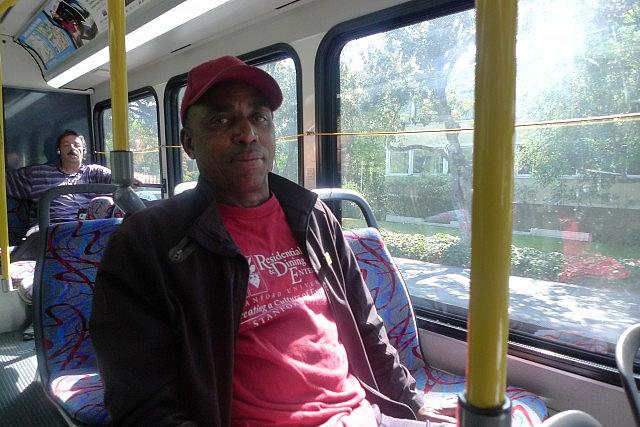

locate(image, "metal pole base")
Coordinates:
110 150 136 188
458 393 512 427
2 277 13 293
110 150 145 214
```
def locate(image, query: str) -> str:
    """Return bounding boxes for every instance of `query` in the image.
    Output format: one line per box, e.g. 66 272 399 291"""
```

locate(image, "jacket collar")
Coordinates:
186 173 318 255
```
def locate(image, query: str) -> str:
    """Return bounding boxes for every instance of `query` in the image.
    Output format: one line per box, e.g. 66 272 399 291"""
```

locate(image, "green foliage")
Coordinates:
511 246 565 281
380 228 564 281
339 13 476 235
259 59 298 182
385 174 454 218
102 96 161 184
380 229 468 266
516 0 640 205
340 135 389 218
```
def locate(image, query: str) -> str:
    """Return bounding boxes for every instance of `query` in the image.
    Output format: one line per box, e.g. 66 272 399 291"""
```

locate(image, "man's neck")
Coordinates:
216 191 271 208
59 162 81 175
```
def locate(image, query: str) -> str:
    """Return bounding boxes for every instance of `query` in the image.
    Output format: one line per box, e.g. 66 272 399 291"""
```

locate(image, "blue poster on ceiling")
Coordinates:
16 0 150 71
17 11 77 70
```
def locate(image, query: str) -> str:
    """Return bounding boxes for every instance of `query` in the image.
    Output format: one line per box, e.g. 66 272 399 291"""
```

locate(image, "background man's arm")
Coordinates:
6 166 32 200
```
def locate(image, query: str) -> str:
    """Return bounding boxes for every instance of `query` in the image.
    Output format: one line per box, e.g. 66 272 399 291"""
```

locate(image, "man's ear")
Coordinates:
180 128 196 159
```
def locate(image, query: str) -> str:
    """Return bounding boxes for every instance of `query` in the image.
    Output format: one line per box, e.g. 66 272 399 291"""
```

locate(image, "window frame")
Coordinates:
315 0 632 386
163 43 304 195
93 86 163 191
315 0 475 188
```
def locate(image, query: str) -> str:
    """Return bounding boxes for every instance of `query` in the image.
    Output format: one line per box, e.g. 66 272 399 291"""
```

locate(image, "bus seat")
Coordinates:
33 218 122 425
11 260 36 304
87 196 125 219
344 227 548 426
615 323 640 426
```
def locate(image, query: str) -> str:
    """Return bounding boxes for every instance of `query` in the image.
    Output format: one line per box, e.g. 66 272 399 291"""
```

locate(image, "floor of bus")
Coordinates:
0 330 67 426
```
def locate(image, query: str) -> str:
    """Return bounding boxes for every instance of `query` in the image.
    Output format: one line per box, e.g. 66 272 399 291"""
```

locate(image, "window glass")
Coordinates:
176 86 199 182
177 57 299 184
102 94 162 198
339 1 640 361
387 150 410 175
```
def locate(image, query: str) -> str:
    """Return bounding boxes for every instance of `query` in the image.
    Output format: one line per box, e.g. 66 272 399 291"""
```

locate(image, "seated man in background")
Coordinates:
8 129 142 261
91 56 456 426
6 129 112 340
6 129 112 228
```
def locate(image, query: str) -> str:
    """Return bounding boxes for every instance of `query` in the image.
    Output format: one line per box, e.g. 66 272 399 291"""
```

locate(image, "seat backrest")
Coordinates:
615 323 640 426
33 218 122 384
86 196 125 219
344 227 427 374
7 196 31 245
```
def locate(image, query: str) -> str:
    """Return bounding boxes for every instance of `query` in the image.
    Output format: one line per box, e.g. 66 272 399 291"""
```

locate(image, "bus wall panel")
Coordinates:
0 36 50 90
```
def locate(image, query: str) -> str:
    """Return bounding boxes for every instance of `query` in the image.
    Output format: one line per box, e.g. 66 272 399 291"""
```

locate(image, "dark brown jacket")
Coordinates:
90 173 423 426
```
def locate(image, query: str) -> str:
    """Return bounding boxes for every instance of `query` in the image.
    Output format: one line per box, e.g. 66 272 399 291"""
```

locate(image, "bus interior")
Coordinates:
0 0 639 426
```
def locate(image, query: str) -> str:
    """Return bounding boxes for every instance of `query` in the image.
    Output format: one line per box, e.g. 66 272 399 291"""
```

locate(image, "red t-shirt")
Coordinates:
218 195 376 426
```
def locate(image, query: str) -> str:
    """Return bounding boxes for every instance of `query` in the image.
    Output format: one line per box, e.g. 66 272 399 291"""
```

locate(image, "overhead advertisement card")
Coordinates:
17 0 150 70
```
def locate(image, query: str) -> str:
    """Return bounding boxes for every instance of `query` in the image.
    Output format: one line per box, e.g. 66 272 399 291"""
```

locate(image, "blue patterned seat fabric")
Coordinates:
36 218 122 425
344 227 548 426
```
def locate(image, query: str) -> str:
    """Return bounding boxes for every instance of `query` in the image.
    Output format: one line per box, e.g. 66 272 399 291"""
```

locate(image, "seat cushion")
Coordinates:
11 260 36 304
49 370 111 425
39 219 122 375
344 227 548 425
344 227 427 373
86 196 115 219
413 366 547 426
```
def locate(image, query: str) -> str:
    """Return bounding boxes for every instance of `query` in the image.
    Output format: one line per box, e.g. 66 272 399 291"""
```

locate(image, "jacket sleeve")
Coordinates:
320 204 424 416
6 167 31 200
90 228 196 427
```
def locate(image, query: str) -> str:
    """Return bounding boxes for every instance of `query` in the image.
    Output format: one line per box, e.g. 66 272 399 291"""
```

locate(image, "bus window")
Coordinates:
100 91 162 199
336 200 367 230
175 56 299 184
176 85 198 182
336 1 640 367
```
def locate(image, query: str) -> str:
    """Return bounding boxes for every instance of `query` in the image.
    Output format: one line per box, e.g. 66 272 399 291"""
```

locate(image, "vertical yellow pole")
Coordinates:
0 45 11 290
0 0 17 17
106 0 144 213
466 0 518 411
108 0 129 151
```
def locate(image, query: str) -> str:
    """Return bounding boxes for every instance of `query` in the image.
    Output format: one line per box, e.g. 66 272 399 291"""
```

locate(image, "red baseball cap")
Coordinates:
180 56 283 124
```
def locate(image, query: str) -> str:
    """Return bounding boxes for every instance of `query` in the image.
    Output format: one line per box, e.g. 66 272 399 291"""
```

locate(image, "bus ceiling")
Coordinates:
0 0 313 91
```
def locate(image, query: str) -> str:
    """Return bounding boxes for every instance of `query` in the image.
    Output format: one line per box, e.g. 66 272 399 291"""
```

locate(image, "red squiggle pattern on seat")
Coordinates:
344 227 547 426
38 219 122 425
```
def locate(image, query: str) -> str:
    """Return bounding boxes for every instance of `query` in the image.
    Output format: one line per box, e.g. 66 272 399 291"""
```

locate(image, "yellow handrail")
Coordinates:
0 0 16 16
466 0 518 410
0 43 12 289
108 0 129 151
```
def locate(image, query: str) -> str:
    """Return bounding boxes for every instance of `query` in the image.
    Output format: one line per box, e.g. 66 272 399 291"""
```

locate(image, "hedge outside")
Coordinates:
380 229 564 281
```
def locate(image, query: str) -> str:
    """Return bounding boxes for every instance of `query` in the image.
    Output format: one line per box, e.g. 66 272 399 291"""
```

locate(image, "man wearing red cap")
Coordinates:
91 56 455 426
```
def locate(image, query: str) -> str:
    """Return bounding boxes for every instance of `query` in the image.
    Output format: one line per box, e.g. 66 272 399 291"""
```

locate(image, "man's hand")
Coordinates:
132 178 143 188
417 395 458 424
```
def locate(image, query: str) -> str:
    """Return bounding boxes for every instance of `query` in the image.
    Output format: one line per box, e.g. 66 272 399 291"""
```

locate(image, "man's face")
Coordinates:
59 135 84 167
181 81 276 207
